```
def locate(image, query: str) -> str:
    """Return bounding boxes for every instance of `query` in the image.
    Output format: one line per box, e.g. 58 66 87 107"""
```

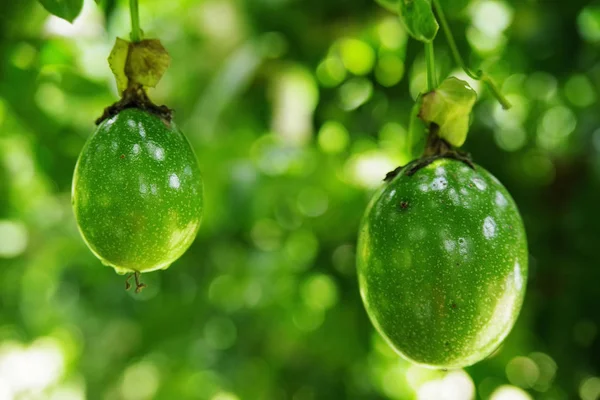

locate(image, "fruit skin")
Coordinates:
357 158 527 369
72 108 203 274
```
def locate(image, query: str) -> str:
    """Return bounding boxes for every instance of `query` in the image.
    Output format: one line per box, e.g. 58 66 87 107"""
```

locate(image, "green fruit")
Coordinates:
357 158 527 368
72 108 203 274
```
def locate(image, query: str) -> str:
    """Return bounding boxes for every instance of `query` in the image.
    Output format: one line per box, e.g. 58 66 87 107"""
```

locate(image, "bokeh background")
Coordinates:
1 0 600 399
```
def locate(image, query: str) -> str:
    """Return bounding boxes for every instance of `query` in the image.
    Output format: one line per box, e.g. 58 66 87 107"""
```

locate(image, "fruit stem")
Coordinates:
431 0 512 109
134 271 147 293
125 274 132 290
129 0 142 42
124 271 147 293
425 42 437 91
423 124 451 157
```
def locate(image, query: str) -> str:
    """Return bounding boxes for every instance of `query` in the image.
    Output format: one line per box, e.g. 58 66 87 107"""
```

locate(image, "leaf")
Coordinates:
398 0 439 43
108 37 130 94
125 40 171 88
418 77 477 147
108 38 171 94
38 0 83 23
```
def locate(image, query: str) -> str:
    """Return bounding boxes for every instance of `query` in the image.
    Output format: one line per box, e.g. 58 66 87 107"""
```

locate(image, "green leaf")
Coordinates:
38 0 83 23
418 77 477 147
398 0 439 43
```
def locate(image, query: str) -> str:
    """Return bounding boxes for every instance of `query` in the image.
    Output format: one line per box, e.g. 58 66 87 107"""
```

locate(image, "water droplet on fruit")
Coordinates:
444 239 456 252
483 216 497 239
472 177 487 190
169 173 181 190
431 177 448 191
495 191 508 207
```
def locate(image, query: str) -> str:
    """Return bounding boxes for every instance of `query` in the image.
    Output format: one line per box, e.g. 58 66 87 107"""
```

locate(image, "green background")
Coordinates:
0 0 599 399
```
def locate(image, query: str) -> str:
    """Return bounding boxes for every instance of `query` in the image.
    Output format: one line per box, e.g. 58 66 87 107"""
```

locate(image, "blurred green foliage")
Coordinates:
0 0 599 399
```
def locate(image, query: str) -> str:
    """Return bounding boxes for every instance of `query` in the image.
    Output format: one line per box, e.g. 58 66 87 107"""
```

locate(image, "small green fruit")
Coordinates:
72 108 203 274
357 158 527 368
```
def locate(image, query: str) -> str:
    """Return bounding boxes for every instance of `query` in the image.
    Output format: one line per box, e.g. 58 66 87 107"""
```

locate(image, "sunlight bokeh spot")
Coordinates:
417 370 475 400
11 43 37 70
528 352 557 392
381 363 411 399
0 338 65 398
345 150 396 188
318 121 350 154
580 377 600 400
293 306 325 332
470 0 514 37
536 106 577 152
121 361 160 400
377 17 407 50
205 317 238 350
466 25 507 54
490 385 532 400
493 94 529 129
339 78 373 110
577 6 600 42
505 356 539 389
316 57 347 88
251 219 282 251
494 126 527 152
284 229 319 269
297 187 329 217
525 72 557 101
211 391 240 400
376 53 405 87
339 38 375 76
0 220 28 258
271 66 319 145
301 274 339 311
564 74 597 108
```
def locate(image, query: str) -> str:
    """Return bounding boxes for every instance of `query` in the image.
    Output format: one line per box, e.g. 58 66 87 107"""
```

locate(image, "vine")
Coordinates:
382 0 512 169
431 0 511 110
129 0 142 43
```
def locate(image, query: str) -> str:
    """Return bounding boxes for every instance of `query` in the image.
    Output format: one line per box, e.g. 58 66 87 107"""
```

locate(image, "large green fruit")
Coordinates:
72 108 203 274
357 158 527 368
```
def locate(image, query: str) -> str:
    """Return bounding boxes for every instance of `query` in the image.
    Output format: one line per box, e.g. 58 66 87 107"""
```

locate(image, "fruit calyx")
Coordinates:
96 37 173 125
95 84 172 125
384 124 475 182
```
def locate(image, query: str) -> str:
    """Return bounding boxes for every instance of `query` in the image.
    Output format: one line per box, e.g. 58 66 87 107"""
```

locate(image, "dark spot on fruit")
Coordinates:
451 303 457 309
399 201 409 210
120 154 125 159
